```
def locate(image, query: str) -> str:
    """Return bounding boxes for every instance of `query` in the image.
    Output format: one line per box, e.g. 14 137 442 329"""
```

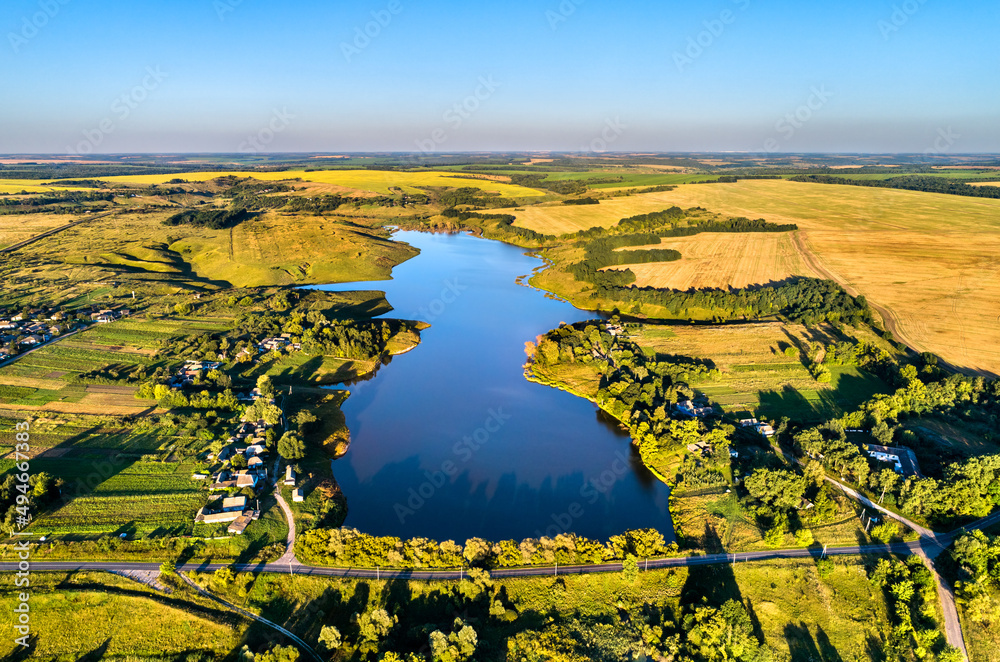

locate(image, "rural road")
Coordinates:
270 458 298 568
786 452 968 657
790 231 910 346
177 572 323 662
0 210 113 254
0 326 87 370
6 510 996 659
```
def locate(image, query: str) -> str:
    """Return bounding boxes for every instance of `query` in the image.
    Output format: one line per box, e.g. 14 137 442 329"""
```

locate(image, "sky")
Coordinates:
1 0 998 154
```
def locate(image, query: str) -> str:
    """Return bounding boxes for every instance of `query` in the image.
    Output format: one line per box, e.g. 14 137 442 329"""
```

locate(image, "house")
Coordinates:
865 444 922 477
755 424 776 438
245 444 266 457
228 515 252 535
686 442 712 457
221 496 247 512
19 334 45 346
199 509 242 524
676 400 714 418
247 456 264 469
293 488 304 502
284 466 296 486
236 470 260 489
737 418 759 427
195 495 247 524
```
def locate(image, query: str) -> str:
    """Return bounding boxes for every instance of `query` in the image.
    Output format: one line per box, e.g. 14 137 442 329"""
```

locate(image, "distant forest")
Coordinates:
790 174 1000 199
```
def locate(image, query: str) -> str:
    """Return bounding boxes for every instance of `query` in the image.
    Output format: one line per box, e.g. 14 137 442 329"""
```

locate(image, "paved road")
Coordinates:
0 540 922 580
5 510 996 658
0 211 113 254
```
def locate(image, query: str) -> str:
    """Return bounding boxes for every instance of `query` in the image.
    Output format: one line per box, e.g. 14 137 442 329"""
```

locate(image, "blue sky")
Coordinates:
1 0 998 153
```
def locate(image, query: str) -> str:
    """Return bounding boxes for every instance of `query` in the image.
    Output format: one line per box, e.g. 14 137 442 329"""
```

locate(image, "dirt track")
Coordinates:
789 231 989 378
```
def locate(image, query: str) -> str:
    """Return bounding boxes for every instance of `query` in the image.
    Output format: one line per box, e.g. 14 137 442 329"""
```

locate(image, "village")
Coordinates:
189 370 306 537
0 303 130 363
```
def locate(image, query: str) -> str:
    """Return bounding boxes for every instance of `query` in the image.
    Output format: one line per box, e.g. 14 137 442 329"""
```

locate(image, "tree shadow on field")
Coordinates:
74 638 111 662
784 623 846 662
7 635 38 662
681 524 742 607
759 385 817 421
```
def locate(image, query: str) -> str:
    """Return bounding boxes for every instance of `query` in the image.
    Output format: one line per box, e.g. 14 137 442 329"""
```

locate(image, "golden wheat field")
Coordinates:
519 179 1000 376
0 213 78 249
610 232 814 289
42 169 547 197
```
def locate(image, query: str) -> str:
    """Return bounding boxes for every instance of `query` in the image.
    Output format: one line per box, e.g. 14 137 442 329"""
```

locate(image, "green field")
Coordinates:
632 322 893 422
0 572 244 660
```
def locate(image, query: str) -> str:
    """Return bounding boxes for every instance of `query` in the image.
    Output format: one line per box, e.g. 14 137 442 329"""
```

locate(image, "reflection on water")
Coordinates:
314 231 674 542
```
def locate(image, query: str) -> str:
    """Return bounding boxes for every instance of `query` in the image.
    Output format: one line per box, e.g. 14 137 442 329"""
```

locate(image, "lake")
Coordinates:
315 230 674 543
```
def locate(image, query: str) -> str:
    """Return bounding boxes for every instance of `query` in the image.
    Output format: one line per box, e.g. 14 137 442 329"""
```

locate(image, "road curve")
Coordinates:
177 572 323 662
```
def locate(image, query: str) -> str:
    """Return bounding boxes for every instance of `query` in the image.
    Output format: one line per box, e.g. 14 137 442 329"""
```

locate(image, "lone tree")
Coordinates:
318 625 341 650
277 432 306 461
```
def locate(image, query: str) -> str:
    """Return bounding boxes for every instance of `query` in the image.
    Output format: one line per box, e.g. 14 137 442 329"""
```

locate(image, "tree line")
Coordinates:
297 526 674 569
790 174 1000 199
593 276 874 326
163 207 250 230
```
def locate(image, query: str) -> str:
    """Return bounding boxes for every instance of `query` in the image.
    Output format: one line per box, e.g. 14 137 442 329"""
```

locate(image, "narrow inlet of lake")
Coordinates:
315 230 674 543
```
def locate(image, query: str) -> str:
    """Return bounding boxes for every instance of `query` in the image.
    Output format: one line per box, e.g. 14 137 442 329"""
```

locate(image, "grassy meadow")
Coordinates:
633 322 894 421
8 209 420 289
0 572 244 661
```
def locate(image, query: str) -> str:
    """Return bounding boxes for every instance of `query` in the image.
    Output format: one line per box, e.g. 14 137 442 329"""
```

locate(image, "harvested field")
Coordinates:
519 179 1000 375
610 232 813 289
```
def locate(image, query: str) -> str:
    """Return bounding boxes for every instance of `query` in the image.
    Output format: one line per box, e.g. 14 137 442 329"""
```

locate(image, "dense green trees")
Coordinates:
869 557 959 660
530 319 731 484
439 209 553 246
296 527 674 569
0 471 61 535
791 174 1000 199
743 469 807 511
594 276 874 325
277 431 306 461
163 207 250 229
